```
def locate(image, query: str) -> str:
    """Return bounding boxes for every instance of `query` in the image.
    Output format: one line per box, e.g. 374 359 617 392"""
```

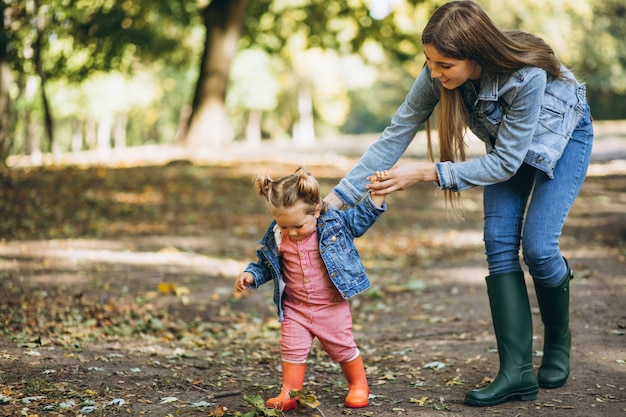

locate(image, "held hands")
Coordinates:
368 170 390 206
366 162 438 195
234 272 254 295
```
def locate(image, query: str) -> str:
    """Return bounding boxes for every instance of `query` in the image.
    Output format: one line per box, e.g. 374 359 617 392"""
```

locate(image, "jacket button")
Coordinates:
331 236 337 242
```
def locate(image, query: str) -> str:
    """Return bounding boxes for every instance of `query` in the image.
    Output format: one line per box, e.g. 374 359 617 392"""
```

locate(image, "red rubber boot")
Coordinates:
265 361 306 411
340 354 370 408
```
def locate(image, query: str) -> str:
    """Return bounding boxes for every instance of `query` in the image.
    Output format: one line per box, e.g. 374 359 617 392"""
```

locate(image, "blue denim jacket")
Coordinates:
244 194 386 322
333 64 589 201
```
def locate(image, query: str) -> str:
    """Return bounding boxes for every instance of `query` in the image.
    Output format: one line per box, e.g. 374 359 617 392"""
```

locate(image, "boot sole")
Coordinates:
465 390 538 407
345 398 369 408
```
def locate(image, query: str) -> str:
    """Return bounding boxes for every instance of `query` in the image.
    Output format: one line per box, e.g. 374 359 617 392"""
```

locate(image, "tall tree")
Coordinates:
0 0 11 166
183 0 425 148
184 0 247 149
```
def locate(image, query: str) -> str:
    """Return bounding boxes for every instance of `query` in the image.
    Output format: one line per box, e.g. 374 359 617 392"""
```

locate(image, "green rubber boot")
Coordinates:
535 263 573 388
465 272 538 406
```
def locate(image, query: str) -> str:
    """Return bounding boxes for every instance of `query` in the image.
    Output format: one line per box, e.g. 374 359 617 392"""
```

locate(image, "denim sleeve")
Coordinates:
436 68 547 192
333 66 440 206
339 193 387 238
244 260 273 289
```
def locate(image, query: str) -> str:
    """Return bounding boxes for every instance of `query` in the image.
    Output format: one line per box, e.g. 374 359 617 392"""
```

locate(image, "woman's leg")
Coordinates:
483 164 534 275
465 271 538 406
467 168 538 406
522 106 593 388
522 106 593 285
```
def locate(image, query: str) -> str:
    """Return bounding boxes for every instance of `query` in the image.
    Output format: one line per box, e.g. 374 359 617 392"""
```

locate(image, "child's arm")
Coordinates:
234 271 255 295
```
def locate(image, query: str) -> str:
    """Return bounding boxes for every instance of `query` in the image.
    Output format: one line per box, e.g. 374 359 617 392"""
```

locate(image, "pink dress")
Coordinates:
279 230 358 363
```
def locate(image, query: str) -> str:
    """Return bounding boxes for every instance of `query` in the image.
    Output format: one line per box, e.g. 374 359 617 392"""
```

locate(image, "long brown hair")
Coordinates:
421 0 563 211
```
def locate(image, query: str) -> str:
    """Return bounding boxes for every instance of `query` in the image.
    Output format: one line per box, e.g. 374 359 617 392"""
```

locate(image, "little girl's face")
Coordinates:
273 201 321 240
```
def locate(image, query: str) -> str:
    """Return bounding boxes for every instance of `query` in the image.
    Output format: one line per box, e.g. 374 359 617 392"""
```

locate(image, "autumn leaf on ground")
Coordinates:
159 396 178 404
242 394 281 416
210 404 226 416
423 361 446 370
445 375 463 386
479 376 494 385
107 398 126 407
157 282 177 295
290 389 320 409
410 396 428 406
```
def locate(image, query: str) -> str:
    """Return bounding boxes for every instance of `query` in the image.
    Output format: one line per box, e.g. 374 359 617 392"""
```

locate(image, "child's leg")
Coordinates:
265 361 307 411
266 317 312 411
316 302 369 408
340 353 370 408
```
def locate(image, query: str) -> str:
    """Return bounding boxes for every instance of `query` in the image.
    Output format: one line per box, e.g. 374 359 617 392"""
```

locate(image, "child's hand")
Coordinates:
370 170 390 183
234 272 254 295
367 170 389 205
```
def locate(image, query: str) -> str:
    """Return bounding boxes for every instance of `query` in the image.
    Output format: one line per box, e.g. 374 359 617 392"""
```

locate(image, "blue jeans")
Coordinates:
483 105 594 287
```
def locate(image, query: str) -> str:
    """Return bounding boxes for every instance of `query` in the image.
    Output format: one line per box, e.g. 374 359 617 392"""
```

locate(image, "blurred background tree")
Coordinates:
1 0 624 165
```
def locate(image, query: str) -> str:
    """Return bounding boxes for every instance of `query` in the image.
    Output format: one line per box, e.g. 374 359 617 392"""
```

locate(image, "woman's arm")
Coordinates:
329 66 440 206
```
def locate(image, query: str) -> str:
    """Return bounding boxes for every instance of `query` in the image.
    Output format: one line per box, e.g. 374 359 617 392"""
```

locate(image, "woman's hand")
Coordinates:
323 191 345 209
366 162 438 195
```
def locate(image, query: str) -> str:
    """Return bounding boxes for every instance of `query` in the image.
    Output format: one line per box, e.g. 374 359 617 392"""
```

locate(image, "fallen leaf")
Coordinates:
160 396 179 404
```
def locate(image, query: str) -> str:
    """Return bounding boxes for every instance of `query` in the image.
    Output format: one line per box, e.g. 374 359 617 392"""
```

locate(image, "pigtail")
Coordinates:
253 167 327 214
294 167 316 206
254 174 273 202
294 167 328 214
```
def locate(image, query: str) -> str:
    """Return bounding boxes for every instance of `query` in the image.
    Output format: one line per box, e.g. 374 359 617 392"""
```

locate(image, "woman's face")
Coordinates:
424 44 482 90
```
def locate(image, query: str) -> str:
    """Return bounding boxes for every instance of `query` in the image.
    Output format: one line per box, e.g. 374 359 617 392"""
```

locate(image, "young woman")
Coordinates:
234 167 388 411
324 0 594 407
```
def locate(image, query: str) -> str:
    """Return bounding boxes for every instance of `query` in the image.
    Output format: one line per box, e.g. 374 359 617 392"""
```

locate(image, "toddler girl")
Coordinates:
234 167 387 411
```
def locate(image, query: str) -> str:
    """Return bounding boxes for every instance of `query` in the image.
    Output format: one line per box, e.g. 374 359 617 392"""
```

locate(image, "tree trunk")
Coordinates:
293 85 315 147
0 1 11 167
113 114 127 150
71 119 83 152
245 109 262 147
33 17 54 152
85 118 97 150
184 0 247 150
97 117 112 160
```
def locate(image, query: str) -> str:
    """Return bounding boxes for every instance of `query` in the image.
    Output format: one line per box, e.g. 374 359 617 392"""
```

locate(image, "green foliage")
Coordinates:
3 0 625 160
480 0 626 118
6 0 198 81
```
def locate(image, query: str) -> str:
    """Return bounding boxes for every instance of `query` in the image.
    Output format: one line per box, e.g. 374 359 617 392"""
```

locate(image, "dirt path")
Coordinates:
0 141 624 416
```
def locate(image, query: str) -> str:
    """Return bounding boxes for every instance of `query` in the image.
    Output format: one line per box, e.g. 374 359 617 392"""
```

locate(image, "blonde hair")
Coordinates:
254 167 328 215
421 1 564 211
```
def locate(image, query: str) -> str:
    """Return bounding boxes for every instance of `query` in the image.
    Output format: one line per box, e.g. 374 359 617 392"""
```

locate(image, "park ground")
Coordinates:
0 122 624 416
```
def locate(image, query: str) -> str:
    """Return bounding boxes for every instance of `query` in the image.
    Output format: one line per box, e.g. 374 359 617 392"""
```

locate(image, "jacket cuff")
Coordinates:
435 161 455 190
333 179 363 207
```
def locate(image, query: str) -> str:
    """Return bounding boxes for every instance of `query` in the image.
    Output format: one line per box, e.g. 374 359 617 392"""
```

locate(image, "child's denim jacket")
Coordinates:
333 64 589 201
243 194 386 322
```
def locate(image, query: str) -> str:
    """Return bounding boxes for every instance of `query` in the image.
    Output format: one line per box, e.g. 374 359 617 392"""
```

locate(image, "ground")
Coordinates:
0 133 624 417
